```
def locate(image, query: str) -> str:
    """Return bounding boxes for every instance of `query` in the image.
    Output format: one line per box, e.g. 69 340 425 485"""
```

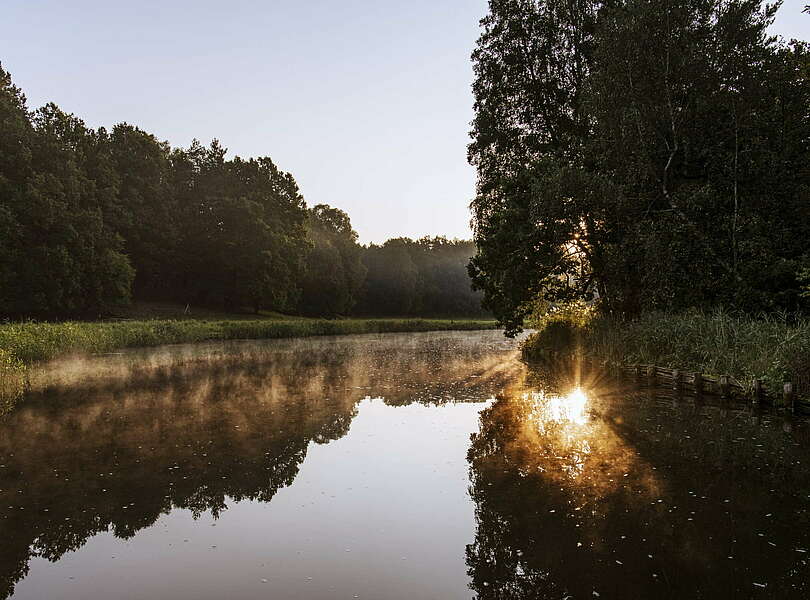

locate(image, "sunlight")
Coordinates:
533 387 590 427
564 387 589 425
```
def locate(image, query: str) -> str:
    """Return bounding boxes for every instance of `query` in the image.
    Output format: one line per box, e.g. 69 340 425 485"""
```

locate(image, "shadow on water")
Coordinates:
1 334 808 599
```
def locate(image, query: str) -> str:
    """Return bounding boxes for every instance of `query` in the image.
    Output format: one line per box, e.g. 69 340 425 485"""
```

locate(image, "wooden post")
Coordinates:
647 365 656 385
752 379 763 409
635 364 642 385
694 372 704 397
720 375 730 399
784 382 795 414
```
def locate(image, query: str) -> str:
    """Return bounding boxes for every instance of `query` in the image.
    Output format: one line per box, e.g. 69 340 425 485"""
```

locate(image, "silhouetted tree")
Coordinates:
469 1 810 334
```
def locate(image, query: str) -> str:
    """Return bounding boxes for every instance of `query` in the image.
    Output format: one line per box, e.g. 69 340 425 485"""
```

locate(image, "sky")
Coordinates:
1 0 808 244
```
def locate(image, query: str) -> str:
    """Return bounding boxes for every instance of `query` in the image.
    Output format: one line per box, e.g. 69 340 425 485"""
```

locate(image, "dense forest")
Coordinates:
0 66 486 320
468 0 810 334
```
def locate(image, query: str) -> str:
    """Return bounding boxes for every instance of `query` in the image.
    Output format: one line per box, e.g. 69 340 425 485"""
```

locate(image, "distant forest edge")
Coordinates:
0 65 487 321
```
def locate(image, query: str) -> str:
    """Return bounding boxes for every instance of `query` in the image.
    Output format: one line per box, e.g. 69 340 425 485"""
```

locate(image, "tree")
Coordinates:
0 65 133 318
299 204 366 316
469 0 810 334
356 237 488 317
358 239 421 315
106 124 176 297
170 142 309 312
468 0 600 334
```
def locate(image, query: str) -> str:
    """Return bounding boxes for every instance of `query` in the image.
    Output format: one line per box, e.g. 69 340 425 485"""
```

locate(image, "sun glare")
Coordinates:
527 387 590 429
565 388 589 425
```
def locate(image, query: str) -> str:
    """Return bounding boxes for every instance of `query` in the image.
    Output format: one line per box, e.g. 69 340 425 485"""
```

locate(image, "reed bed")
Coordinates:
0 349 25 414
0 317 498 408
523 308 810 395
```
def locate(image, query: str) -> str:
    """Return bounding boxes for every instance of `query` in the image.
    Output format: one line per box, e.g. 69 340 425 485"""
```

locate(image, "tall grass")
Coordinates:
0 349 26 414
524 308 810 394
0 317 497 410
0 317 498 365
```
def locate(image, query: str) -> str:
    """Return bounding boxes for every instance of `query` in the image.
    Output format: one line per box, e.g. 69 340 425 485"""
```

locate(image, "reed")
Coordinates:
0 317 498 411
0 317 498 365
523 308 810 395
0 349 25 413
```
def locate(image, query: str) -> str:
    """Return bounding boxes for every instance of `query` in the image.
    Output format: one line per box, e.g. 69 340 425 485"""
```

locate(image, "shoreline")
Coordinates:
521 309 809 403
0 318 500 410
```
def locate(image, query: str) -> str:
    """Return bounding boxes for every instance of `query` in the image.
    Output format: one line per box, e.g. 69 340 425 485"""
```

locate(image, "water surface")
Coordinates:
1 331 808 599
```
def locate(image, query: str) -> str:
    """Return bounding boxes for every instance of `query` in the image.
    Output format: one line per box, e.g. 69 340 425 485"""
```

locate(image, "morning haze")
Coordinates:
1 2 810 599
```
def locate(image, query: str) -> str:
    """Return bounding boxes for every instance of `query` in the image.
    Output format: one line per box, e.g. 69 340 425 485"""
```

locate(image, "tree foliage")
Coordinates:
358 237 488 316
299 204 366 316
469 0 810 334
0 69 133 317
0 64 488 320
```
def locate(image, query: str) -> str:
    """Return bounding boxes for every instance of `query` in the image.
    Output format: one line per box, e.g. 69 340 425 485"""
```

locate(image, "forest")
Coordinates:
468 0 810 335
0 66 486 321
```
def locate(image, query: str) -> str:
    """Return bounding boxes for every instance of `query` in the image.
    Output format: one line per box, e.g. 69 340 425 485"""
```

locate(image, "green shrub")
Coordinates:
522 320 582 362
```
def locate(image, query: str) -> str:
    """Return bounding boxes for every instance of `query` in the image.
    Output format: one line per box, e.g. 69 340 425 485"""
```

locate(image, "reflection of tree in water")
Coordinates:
0 331 520 599
466 366 810 599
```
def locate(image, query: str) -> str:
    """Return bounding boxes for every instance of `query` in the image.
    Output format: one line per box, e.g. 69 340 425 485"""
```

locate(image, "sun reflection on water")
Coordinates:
522 387 592 480
528 387 590 428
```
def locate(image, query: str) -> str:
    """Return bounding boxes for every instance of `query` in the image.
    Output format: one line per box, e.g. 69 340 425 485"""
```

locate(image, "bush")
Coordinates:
522 320 582 362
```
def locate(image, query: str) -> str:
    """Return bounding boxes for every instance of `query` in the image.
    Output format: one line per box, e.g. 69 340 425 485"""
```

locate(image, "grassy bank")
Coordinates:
0 349 26 413
0 317 499 365
0 317 497 409
523 309 810 396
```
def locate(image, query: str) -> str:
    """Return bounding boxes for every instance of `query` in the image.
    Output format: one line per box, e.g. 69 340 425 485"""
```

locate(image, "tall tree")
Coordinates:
468 0 600 334
299 204 366 316
469 0 810 334
170 141 308 312
0 65 133 317
106 124 176 297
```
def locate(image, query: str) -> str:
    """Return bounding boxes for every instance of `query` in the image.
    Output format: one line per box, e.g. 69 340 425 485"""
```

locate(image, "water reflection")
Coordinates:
1 334 808 599
0 331 520 599
467 363 810 599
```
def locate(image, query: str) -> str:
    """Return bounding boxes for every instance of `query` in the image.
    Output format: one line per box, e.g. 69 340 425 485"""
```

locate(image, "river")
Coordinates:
0 330 808 599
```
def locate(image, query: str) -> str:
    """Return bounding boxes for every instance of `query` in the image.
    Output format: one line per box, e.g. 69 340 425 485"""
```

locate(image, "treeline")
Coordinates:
468 0 810 334
0 66 486 320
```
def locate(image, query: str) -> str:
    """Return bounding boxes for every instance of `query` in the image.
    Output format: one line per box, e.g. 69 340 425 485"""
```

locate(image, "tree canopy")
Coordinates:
0 64 488 320
468 0 810 334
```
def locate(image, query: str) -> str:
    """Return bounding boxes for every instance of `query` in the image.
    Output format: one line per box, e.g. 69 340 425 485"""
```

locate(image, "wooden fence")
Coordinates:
617 364 802 414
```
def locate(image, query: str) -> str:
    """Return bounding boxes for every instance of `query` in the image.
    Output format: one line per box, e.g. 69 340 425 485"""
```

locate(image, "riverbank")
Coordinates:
0 317 499 365
0 317 498 409
522 309 810 397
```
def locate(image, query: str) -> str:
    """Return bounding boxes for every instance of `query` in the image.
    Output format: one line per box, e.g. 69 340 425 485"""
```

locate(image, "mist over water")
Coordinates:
1 331 808 599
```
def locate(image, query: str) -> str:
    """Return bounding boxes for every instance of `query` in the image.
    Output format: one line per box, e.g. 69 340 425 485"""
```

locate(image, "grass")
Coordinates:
523 307 810 397
0 316 498 408
0 349 25 414
0 317 499 365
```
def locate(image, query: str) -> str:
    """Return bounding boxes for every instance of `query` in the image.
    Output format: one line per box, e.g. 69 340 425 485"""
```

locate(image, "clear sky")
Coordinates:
1 0 807 243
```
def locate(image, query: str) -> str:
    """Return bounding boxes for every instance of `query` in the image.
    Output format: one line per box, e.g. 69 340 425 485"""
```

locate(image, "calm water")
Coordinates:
1 331 808 599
